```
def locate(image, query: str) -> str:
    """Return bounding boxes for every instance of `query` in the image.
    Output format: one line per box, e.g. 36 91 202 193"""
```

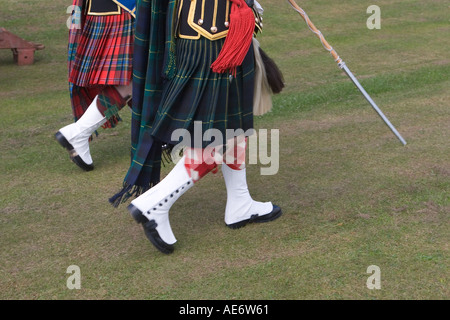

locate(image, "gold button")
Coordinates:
198 19 203 25
211 26 217 33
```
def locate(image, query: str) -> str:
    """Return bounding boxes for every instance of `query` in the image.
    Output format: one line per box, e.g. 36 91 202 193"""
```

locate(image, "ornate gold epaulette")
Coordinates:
177 0 262 40
252 5 263 35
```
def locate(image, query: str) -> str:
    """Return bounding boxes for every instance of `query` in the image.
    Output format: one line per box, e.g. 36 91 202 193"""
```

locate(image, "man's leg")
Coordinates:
222 136 282 228
128 148 218 254
55 84 131 171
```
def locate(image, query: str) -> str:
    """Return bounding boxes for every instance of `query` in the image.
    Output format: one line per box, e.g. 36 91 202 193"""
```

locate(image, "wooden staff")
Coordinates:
287 0 407 145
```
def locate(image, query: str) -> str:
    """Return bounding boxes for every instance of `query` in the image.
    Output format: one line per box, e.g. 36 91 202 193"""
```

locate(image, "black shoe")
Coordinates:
128 204 175 254
55 131 94 171
226 205 283 229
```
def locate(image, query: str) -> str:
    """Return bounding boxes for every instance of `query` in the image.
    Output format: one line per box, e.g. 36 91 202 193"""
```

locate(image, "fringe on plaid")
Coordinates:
109 143 178 207
109 182 147 208
96 86 127 128
163 0 178 80
109 0 170 207
161 143 176 165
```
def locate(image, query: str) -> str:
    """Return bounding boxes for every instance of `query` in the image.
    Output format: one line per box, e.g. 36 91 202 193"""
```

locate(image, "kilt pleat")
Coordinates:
151 37 255 148
69 10 134 87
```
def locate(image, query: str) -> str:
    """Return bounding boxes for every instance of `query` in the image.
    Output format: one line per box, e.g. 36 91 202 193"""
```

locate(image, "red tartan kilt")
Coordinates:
69 10 134 87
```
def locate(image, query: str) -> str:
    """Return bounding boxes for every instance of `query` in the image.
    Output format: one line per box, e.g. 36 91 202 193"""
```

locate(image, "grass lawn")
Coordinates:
0 0 448 300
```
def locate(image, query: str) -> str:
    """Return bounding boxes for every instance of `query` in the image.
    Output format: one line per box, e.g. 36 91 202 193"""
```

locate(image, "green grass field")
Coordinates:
0 0 448 300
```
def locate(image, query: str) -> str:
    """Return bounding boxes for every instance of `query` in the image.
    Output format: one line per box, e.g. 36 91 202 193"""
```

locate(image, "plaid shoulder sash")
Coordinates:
110 0 177 206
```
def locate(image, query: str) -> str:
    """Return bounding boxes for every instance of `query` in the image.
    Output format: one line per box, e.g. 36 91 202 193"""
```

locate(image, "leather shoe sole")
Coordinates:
128 204 174 254
226 205 283 229
55 131 94 172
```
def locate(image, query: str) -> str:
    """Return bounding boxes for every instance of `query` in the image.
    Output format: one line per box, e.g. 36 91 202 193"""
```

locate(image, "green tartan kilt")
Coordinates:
150 37 255 148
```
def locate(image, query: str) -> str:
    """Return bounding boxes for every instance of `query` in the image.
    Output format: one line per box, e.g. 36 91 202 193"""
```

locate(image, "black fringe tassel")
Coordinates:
109 145 180 208
258 47 285 94
109 183 149 208
161 143 175 166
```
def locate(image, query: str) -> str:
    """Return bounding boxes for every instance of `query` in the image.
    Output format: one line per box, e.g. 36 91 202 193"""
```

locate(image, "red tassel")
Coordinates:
210 0 255 76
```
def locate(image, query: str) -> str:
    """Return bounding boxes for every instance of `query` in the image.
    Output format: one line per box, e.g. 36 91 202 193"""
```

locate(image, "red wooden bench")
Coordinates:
0 28 45 66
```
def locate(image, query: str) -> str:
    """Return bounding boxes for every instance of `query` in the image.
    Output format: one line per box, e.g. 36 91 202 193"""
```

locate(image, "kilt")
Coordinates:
67 1 133 126
151 37 255 148
68 9 134 87
110 0 256 205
